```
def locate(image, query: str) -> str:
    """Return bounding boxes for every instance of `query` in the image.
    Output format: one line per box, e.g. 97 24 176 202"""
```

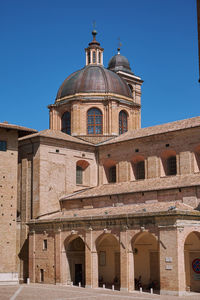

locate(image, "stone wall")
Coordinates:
0 128 18 284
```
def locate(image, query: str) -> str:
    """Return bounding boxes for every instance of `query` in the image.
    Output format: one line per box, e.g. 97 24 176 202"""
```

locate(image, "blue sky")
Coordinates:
0 0 199 131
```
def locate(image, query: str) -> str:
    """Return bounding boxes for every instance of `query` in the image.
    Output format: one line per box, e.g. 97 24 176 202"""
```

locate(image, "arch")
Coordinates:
160 150 177 176
96 233 120 289
61 111 71 135
184 231 200 292
131 232 160 291
76 160 90 185
102 159 117 184
87 107 103 134
194 145 200 173
131 156 145 180
119 110 128 135
63 235 85 286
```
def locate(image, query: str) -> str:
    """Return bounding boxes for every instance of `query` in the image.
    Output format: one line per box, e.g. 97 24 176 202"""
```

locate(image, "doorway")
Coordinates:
75 264 83 285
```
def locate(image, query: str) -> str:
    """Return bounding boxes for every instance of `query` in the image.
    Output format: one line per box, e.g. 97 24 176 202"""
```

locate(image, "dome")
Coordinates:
108 53 134 74
56 65 132 101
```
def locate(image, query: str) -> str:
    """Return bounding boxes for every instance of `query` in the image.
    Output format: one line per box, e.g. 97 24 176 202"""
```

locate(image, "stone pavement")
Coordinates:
0 284 200 300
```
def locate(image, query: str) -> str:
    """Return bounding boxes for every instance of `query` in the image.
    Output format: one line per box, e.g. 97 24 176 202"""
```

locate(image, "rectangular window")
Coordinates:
43 239 47 250
93 51 96 63
76 166 83 184
0 141 7 151
109 166 116 183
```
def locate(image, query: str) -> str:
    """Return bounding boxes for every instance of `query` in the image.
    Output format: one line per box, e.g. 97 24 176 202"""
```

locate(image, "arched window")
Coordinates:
108 166 116 183
128 84 133 93
88 52 91 64
87 108 102 134
167 156 177 175
76 165 83 184
61 111 71 135
119 110 128 135
76 160 90 185
93 51 96 63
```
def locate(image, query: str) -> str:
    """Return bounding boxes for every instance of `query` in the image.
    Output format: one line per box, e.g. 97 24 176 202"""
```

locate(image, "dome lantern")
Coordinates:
85 30 104 66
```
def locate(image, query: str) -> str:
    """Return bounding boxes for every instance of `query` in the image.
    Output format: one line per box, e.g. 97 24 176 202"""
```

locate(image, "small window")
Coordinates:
109 166 116 183
93 51 96 63
88 52 91 64
119 111 128 135
136 161 145 180
76 166 83 184
40 269 44 282
43 239 47 250
167 156 177 175
0 141 7 151
98 52 101 64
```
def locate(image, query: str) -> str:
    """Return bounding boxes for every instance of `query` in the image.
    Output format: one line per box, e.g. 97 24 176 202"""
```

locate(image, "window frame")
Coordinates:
87 108 103 135
61 111 71 135
76 165 83 185
0 141 7 151
119 110 128 135
108 166 116 183
167 156 177 176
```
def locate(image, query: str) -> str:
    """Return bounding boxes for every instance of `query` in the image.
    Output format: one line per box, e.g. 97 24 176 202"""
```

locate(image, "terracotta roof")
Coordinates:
39 201 199 221
61 173 200 200
99 116 200 145
0 122 37 133
19 129 94 146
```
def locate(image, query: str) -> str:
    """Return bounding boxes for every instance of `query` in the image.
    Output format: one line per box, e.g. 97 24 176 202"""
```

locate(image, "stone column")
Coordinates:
28 230 35 283
72 103 79 136
147 156 159 178
120 230 134 291
85 229 98 288
118 161 129 182
179 151 192 175
159 226 186 295
54 228 62 284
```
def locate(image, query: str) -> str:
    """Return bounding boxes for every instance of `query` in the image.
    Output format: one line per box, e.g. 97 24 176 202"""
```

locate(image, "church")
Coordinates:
0 30 200 296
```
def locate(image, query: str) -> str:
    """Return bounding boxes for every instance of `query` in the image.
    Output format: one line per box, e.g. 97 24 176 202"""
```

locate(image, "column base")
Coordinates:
120 287 128 292
160 289 187 296
0 273 19 285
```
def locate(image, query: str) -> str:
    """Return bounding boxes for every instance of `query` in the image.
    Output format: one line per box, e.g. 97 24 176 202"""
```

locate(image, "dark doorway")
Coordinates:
75 264 82 285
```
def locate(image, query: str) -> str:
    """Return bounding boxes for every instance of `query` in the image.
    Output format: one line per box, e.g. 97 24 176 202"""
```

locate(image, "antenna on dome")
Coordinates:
92 20 97 40
92 20 96 30
117 37 122 54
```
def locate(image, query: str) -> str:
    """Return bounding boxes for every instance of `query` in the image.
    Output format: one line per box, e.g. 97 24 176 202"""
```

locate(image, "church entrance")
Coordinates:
96 233 120 290
184 231 200 292
65 236 85 286
132 232 160 292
